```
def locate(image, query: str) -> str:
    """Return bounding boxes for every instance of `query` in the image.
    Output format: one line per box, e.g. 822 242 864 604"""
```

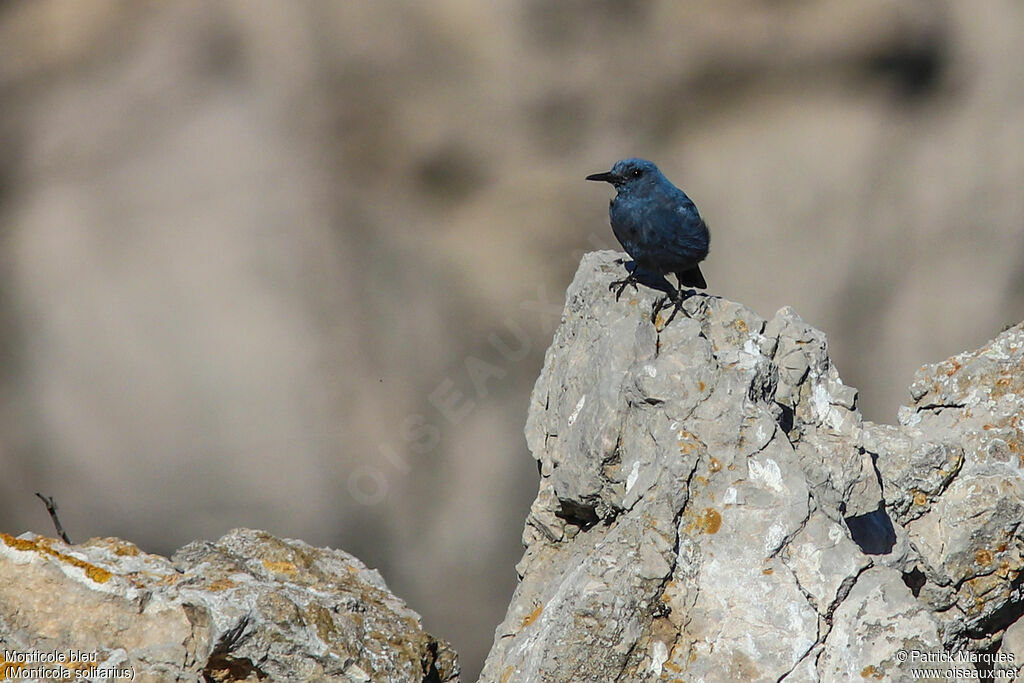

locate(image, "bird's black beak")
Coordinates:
586 171 616 183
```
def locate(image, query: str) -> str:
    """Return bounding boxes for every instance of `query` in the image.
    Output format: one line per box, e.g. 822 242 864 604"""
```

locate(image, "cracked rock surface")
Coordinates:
0 528 458 682
479 251 1024 682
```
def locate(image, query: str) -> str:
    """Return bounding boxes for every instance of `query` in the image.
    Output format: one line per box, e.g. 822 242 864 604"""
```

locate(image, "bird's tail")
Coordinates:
676 266 707 289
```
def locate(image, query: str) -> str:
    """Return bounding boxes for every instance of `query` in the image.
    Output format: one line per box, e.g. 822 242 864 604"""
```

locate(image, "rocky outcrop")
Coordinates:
480 251 1024 682
0 528 458 682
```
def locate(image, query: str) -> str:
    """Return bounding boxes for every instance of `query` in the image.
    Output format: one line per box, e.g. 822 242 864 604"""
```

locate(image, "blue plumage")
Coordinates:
587 158 710 321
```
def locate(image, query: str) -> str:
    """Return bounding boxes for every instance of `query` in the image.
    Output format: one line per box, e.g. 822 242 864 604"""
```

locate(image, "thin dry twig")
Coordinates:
35 492 72 544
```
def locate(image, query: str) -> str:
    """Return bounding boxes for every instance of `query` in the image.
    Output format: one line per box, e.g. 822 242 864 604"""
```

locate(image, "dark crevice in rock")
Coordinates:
768 492 813 560
915 402 966 413
614 636 645 683
655 451 700 598
825 563 872 621
639 454 700 673
554 498 600 530
776 642 820 683
775 402 795 436
784 554 825 617
605 433 624 467
777 561 829 682
421 639 444 683
865 448 887 503
902 567 927 598
209 613 251 655
779 557 869 681
745 420 780 460
844 507 896 555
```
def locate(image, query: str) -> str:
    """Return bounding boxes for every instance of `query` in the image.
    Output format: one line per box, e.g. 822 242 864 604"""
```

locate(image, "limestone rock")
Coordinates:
481 251 1024 682
868 318 1024 653
0 528 458 682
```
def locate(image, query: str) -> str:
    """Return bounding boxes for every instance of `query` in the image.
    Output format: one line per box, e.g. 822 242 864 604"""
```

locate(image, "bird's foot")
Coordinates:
609 274 639 301
651 295 670 324
652 290 690 327
663 296 685 325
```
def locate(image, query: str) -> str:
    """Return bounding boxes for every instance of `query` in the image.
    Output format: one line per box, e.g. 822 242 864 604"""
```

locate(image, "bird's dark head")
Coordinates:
586 158 663 192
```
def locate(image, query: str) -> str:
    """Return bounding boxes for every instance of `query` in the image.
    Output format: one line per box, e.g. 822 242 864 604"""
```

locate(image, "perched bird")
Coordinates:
586 158 710 323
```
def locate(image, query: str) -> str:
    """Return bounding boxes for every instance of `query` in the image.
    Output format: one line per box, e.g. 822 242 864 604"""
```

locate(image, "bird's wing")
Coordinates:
644 202 709 265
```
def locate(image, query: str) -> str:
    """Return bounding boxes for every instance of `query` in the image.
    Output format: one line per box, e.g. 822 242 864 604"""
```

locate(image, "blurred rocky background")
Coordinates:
0 1 1021 679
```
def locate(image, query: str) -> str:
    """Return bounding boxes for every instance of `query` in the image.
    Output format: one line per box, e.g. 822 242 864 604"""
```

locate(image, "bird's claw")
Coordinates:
652 291 688 326
609 276 639 301
651 296 669 323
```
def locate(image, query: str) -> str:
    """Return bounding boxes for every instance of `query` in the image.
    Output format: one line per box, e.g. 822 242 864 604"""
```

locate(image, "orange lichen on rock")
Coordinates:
696 508 721 535
1 532 112 583
520 603 543 629
262 560 298 575
109 540 141 556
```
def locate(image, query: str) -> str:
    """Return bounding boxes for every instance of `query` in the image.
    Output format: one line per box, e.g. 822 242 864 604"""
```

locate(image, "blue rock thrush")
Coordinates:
586 158 710 323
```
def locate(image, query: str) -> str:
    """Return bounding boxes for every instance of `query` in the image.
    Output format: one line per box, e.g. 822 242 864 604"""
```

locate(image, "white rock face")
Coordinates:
480 251 1024 682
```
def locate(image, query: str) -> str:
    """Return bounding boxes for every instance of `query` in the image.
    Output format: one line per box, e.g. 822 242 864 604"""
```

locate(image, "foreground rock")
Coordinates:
0 528 458 682
480 251 1024 682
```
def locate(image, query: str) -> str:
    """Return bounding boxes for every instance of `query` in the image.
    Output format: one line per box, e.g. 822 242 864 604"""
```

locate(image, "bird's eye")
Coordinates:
631 168 643 178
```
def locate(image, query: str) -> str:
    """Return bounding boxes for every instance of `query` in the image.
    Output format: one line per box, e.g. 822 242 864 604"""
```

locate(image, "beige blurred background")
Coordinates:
1 0 1022 678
